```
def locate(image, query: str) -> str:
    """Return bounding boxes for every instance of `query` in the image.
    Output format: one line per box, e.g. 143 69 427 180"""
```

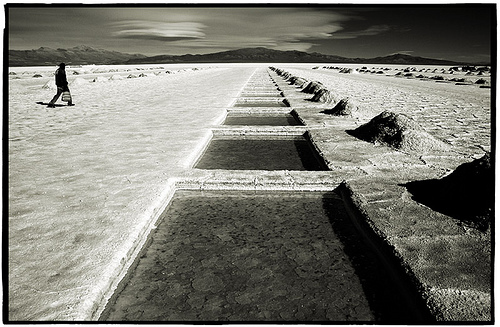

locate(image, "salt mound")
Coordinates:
92 76 108 83
288 76 308 87
310 88 339 104
404 152 492 231
322 97 358 116
339 68 354 74
294 77 308 87
350 111 449 152
302 81 323 94
109 75 125 80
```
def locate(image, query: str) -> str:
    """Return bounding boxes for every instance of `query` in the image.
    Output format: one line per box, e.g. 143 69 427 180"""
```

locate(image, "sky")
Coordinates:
7 4 494 63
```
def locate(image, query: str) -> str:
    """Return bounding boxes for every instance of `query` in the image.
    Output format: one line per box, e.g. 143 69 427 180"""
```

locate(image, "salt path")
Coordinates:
8 64 491 321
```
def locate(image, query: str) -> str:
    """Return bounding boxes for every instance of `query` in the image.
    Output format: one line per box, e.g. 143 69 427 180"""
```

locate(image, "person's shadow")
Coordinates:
36 101 66 107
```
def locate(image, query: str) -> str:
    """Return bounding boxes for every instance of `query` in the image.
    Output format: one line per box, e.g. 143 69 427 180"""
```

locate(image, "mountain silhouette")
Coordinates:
9 46 476 66
363 53 463 65
123 47 352 64
9 45 147 66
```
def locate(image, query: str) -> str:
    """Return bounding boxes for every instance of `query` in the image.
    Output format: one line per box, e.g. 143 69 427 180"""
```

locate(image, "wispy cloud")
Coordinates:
390 50 414 55
329 24 390 39
167 36 317 53
272 42 317 52
234 10 348 50
107 9 352 53
105 9 390 54
112 20 206 41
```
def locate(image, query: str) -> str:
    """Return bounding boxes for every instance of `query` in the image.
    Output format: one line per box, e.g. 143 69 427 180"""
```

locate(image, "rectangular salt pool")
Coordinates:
194 135 327 171
101 190 432 322
223 115 303 126
233 99 289 108
101 191 373 321
100 190 430 324
239 92 283 97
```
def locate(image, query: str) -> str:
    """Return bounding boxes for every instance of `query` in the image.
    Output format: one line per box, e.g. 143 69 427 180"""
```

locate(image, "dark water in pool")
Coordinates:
194 138 327 170
223 115 303 126
240 92 283 97
101 191 373 321
243 87 280 91
233 100 289 108
101 190 433 322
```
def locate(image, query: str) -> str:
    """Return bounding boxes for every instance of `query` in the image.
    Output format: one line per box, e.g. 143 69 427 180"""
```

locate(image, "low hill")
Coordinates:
124 47 466 65
124 47 352 64
9 45 147 66
364 53 460 65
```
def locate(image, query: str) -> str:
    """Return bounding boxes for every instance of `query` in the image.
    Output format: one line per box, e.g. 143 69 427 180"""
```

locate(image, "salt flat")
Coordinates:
8 64 256 320
7 63 492 321
280 65 490 155
269 65 492 321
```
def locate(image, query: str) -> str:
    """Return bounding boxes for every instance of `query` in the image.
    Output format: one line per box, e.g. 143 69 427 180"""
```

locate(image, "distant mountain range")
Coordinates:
8 45 147 66
9 45 484 67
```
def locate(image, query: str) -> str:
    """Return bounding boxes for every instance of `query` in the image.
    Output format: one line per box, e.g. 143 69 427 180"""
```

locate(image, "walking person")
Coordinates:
48 63 74 107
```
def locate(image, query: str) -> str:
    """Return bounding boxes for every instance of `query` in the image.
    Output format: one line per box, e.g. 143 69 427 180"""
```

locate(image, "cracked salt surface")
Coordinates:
101 191 375 321
102 190 432 322
195 137 327 171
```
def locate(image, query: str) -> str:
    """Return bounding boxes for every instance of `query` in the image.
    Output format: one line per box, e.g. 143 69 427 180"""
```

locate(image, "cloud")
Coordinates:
274 24 345 43
329 24 390 39
112 21 206 41
390 50 414 55
272 42 317 52
157 8 351 53
159 36 278 52
167 36 316 53
106 8 382 54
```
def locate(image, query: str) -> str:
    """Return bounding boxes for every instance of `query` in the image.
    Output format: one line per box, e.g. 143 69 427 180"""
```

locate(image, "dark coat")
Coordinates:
54 68 69 90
